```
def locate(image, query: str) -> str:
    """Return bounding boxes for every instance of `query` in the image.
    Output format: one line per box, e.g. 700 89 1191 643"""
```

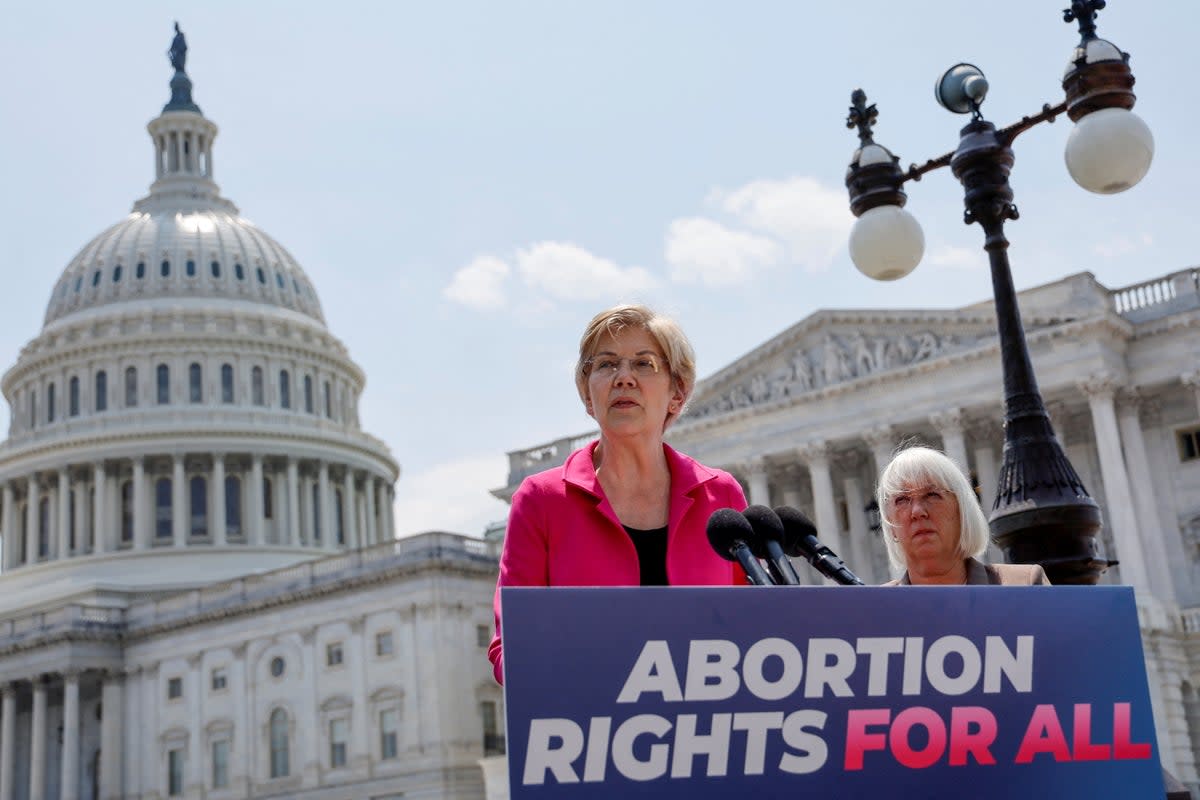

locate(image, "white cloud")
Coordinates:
713 176 852 271
443 255 511 310
927 243 986 271
665 217 782 286
393 453 511 538
516 240 658 301
1092 232 1154 259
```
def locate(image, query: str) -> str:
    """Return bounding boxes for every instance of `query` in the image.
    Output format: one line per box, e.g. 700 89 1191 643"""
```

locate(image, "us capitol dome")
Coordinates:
0 27 399 609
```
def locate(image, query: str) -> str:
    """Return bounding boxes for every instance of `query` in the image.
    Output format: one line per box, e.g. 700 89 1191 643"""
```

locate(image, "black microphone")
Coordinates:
706 508 776 586
773 506 865 586
742 505 801 586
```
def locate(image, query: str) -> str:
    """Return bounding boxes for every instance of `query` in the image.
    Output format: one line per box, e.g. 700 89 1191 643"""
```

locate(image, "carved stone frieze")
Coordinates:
685 329 971 421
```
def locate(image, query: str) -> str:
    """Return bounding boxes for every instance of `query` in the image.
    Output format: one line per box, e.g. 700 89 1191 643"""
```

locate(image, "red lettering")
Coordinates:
1015 704 1071 764
1072 704 1111 761
891 707 947 769
949 706 997 766
844 709 890 770
1112 703 1152 760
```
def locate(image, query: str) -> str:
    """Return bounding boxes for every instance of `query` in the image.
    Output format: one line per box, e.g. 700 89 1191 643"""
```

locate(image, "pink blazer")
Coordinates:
488 441 748 684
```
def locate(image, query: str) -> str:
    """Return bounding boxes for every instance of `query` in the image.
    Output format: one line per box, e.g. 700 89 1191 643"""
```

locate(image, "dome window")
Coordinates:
161 260 171 277
189 363 203 403
190 476 208 537
186 259 196 277
256 267 266 284
157 364 171 405
221 364 234 404
95 371 108 412
74 277 82 293
275 272 284 289
324 381 332 418
47 383 56 423
125 367 138 407
136 261 146 279
304 375 314 414
235 263 245 281
225 476 242 536
279 370 291 409
113 265 123 283
92 270 101 287
155 478 172 539
69 377 80 417
292 278 300 294
211 261 221 278
121 482 134 543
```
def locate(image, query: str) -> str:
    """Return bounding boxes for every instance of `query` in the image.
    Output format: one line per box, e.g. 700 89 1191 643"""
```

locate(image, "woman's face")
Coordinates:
584 328 683 440
889 480 962 572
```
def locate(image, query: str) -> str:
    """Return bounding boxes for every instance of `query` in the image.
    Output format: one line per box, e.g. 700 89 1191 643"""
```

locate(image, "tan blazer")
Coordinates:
883 557 1052 586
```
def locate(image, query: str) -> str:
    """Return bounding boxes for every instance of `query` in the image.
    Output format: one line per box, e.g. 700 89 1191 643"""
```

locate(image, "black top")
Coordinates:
624 525 669 586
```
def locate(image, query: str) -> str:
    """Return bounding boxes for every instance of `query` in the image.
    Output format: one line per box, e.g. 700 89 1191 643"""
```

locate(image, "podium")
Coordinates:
501 585 1170 799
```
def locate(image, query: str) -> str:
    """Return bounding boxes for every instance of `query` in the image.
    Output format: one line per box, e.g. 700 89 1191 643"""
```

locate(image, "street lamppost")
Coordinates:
843 1 1153 587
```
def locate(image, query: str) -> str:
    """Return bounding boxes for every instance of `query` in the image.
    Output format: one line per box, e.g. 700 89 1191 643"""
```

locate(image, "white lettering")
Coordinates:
984 634 1034 693
617 641 683 703
732 712 784 775
670 713 732 778
856 637 905 696
611 714 672 781
522 718 583 785
742 638 803 701
778 710 829 774
804 638 856 698
684 640 741 701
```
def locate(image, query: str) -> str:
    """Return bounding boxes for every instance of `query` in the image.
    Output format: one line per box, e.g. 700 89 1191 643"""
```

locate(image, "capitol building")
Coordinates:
496 270 1200 793
0 29 500 800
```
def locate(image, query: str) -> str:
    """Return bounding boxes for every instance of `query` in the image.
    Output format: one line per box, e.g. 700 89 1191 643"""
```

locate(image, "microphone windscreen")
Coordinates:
706 508 756 562
773 505 818 557
742 505 785 559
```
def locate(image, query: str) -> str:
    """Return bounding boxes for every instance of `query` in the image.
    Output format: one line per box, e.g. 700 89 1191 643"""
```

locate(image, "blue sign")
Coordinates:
501 586 1163 799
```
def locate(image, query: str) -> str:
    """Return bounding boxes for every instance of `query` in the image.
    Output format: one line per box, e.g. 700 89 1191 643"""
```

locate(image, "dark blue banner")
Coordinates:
501 586 1163 799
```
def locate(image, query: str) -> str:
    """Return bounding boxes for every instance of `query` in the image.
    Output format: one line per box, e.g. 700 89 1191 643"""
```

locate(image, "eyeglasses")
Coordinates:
585 354 664 379
889 486 954 515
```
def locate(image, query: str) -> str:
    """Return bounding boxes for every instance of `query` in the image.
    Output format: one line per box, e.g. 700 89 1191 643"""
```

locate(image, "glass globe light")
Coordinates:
1064 107 1154 194
848 205 925 281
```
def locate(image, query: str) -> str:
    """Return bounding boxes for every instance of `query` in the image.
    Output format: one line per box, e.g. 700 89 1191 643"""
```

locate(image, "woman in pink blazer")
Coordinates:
488 305 748 684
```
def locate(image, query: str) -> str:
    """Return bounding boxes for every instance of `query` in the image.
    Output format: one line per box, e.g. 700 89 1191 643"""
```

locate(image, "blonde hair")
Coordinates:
574 304 696 427
876 445 990 572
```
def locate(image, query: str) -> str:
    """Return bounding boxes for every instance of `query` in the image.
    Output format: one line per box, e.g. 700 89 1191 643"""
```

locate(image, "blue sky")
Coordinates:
0 1 1194 537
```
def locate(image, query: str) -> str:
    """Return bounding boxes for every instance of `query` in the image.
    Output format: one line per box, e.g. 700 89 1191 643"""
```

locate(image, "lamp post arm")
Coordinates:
997 100 1070 146
903 100 1069 184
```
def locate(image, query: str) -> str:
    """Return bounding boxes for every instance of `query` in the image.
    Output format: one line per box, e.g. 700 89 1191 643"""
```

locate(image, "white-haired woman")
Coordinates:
877 446 1051 586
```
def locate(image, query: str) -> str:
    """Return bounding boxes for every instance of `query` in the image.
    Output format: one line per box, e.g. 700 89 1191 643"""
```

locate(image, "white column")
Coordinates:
799 441 840 584
745 458 770 507
26 475 40 563
1082 374 1150 593
120 668 140 800
287 459 301 547
0 684 14 800
249 456 264 546
303 630 320 781
72 484 86 556
234 645 251 796
349 619 369 769
213 455 227 546
56 470 70 560
172 455 186 547
93 463 108 555
187 656 203 796
364 472 377 546
299 472 313 546
319 462 334 551
30 678 47 800
930 408 970 476
132 458 148 550
383 485 395 541
100 671 122 800
61 671 81 800
1117 392 1176 603
863 425 894 480
342 470 357 549
140 665 157 793
842 475 875 584
378 482 391 543
2 483 14 569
